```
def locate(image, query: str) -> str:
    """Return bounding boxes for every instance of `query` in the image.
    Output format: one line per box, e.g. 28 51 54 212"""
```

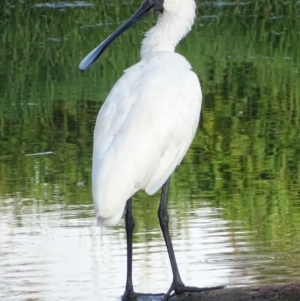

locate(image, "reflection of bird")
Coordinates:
79 0 223 299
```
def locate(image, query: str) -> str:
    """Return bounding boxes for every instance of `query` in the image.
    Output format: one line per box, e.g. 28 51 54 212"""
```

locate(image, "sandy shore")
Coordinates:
128 282 300 301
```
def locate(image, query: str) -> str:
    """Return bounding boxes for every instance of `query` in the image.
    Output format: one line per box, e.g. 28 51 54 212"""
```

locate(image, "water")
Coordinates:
0 204 235 300
1 0 300 300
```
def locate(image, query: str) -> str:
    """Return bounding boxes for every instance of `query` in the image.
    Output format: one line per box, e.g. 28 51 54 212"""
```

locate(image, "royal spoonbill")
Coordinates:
79 0 224 299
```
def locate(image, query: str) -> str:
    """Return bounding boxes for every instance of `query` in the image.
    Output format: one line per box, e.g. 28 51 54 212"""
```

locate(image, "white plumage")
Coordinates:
93 53 201 226
78 1 225 299
90 0 201 226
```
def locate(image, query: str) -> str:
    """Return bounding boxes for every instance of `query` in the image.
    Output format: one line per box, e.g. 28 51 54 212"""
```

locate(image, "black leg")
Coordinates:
122 198 165 301
158 177 225 300
122 198 135 300
158 178 185 291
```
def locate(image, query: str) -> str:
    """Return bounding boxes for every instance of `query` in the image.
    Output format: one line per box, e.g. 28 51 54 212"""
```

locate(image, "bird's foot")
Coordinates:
162 280 225 300
122 288 165 301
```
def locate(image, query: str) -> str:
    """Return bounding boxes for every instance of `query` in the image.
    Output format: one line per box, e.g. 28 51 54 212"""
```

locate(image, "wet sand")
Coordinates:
130 282 300 301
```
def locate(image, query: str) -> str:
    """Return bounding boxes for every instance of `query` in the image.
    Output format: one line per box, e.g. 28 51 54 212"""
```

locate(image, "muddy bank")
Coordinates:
131 283 300 301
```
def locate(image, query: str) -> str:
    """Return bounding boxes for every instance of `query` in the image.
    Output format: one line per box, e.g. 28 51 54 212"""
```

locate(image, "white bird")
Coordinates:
79 0 223 299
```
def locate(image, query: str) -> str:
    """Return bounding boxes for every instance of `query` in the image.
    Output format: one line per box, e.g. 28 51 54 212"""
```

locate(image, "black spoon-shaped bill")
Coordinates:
78 0 163 72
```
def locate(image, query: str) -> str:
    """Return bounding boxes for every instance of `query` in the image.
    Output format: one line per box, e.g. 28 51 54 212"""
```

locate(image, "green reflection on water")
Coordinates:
0 0 300 284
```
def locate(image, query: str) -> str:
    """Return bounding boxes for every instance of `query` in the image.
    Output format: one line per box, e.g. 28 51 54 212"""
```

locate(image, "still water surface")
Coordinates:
1 0 300 300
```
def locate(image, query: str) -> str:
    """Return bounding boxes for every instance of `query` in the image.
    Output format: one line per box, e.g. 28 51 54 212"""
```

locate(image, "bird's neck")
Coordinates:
140 1 196 59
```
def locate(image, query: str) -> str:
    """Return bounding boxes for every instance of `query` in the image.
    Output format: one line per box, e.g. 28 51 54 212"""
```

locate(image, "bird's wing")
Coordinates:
143 70 202 194
92 54 202 225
